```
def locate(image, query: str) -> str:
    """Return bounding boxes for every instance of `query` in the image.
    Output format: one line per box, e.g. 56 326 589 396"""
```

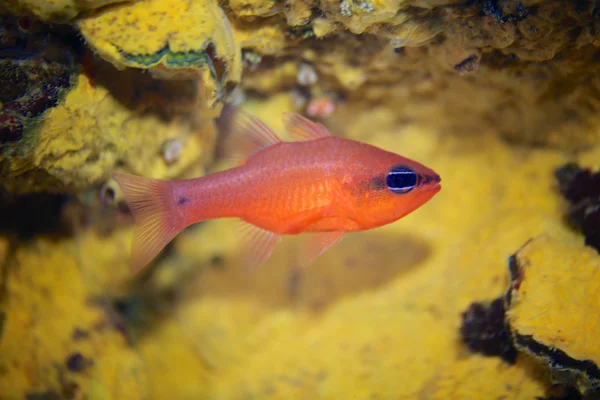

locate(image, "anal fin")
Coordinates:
237 220 281 270
299 231 344 268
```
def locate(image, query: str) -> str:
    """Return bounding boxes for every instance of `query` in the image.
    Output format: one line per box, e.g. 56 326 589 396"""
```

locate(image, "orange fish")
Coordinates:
113 105 441 273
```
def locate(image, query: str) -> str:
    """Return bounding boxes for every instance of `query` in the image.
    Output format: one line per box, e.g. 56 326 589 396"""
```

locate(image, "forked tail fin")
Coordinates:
113 172 185 274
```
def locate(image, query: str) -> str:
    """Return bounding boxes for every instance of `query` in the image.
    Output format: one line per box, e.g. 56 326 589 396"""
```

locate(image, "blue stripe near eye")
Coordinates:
387 165 417 194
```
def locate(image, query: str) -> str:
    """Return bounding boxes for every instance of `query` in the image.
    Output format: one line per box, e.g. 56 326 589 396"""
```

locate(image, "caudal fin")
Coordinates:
113 172 185 274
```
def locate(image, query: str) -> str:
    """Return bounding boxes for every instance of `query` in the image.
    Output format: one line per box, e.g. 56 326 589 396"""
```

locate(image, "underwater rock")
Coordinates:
0 203 216 398
555 163 600 254
235 0 600 150
0 52 216 193
77 0 242 107
506 236 600 398
0 13 216 193
0 0 128 21
460 296 517 364
482 0 528 23
2 0 599 193
0 231 150 398
228 0 283 18
0 15 80 152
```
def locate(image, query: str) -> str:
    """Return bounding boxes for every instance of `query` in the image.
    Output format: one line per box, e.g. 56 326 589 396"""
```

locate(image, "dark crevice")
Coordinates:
460 296 518 364
0 14 83 149
515 334 600 381
536 386 584 400
555 163 600 253
0 187 72 241
481 0 528 23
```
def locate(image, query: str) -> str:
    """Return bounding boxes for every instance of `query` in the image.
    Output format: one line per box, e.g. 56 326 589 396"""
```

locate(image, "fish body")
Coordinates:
113 105 441 273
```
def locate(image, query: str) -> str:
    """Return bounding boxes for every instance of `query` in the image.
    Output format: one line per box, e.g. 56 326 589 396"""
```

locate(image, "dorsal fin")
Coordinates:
282 112 332 141
220 103 282 162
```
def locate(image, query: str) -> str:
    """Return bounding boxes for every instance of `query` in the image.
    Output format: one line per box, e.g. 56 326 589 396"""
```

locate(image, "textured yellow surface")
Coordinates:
4 0 600 195
431 355 549 399
1 67 215 193
3 0 600 396
232 1 600 150
78 0 242 89
0 234 148 399
3 97 592 398
0 0 128 21
507 236 600 394
231 18 289 56
228 0 280 18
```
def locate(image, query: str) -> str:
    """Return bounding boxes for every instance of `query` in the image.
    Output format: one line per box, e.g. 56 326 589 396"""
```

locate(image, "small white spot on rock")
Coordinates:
297 62 318 86
340 0 352 16
358 0 373 12
100 179 119 205
162 138 183 165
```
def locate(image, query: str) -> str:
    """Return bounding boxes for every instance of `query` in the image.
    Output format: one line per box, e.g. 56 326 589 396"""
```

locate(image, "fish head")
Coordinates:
347 149 441 227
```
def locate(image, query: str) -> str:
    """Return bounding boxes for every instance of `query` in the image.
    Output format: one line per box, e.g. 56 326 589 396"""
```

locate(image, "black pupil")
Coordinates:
387 165 417 194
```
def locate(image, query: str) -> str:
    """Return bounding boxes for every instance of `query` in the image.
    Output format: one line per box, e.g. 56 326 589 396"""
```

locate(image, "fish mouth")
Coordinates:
419 173 441 189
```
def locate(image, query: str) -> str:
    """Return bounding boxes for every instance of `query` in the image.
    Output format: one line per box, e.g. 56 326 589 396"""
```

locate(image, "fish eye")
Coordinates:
387 165 417 194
